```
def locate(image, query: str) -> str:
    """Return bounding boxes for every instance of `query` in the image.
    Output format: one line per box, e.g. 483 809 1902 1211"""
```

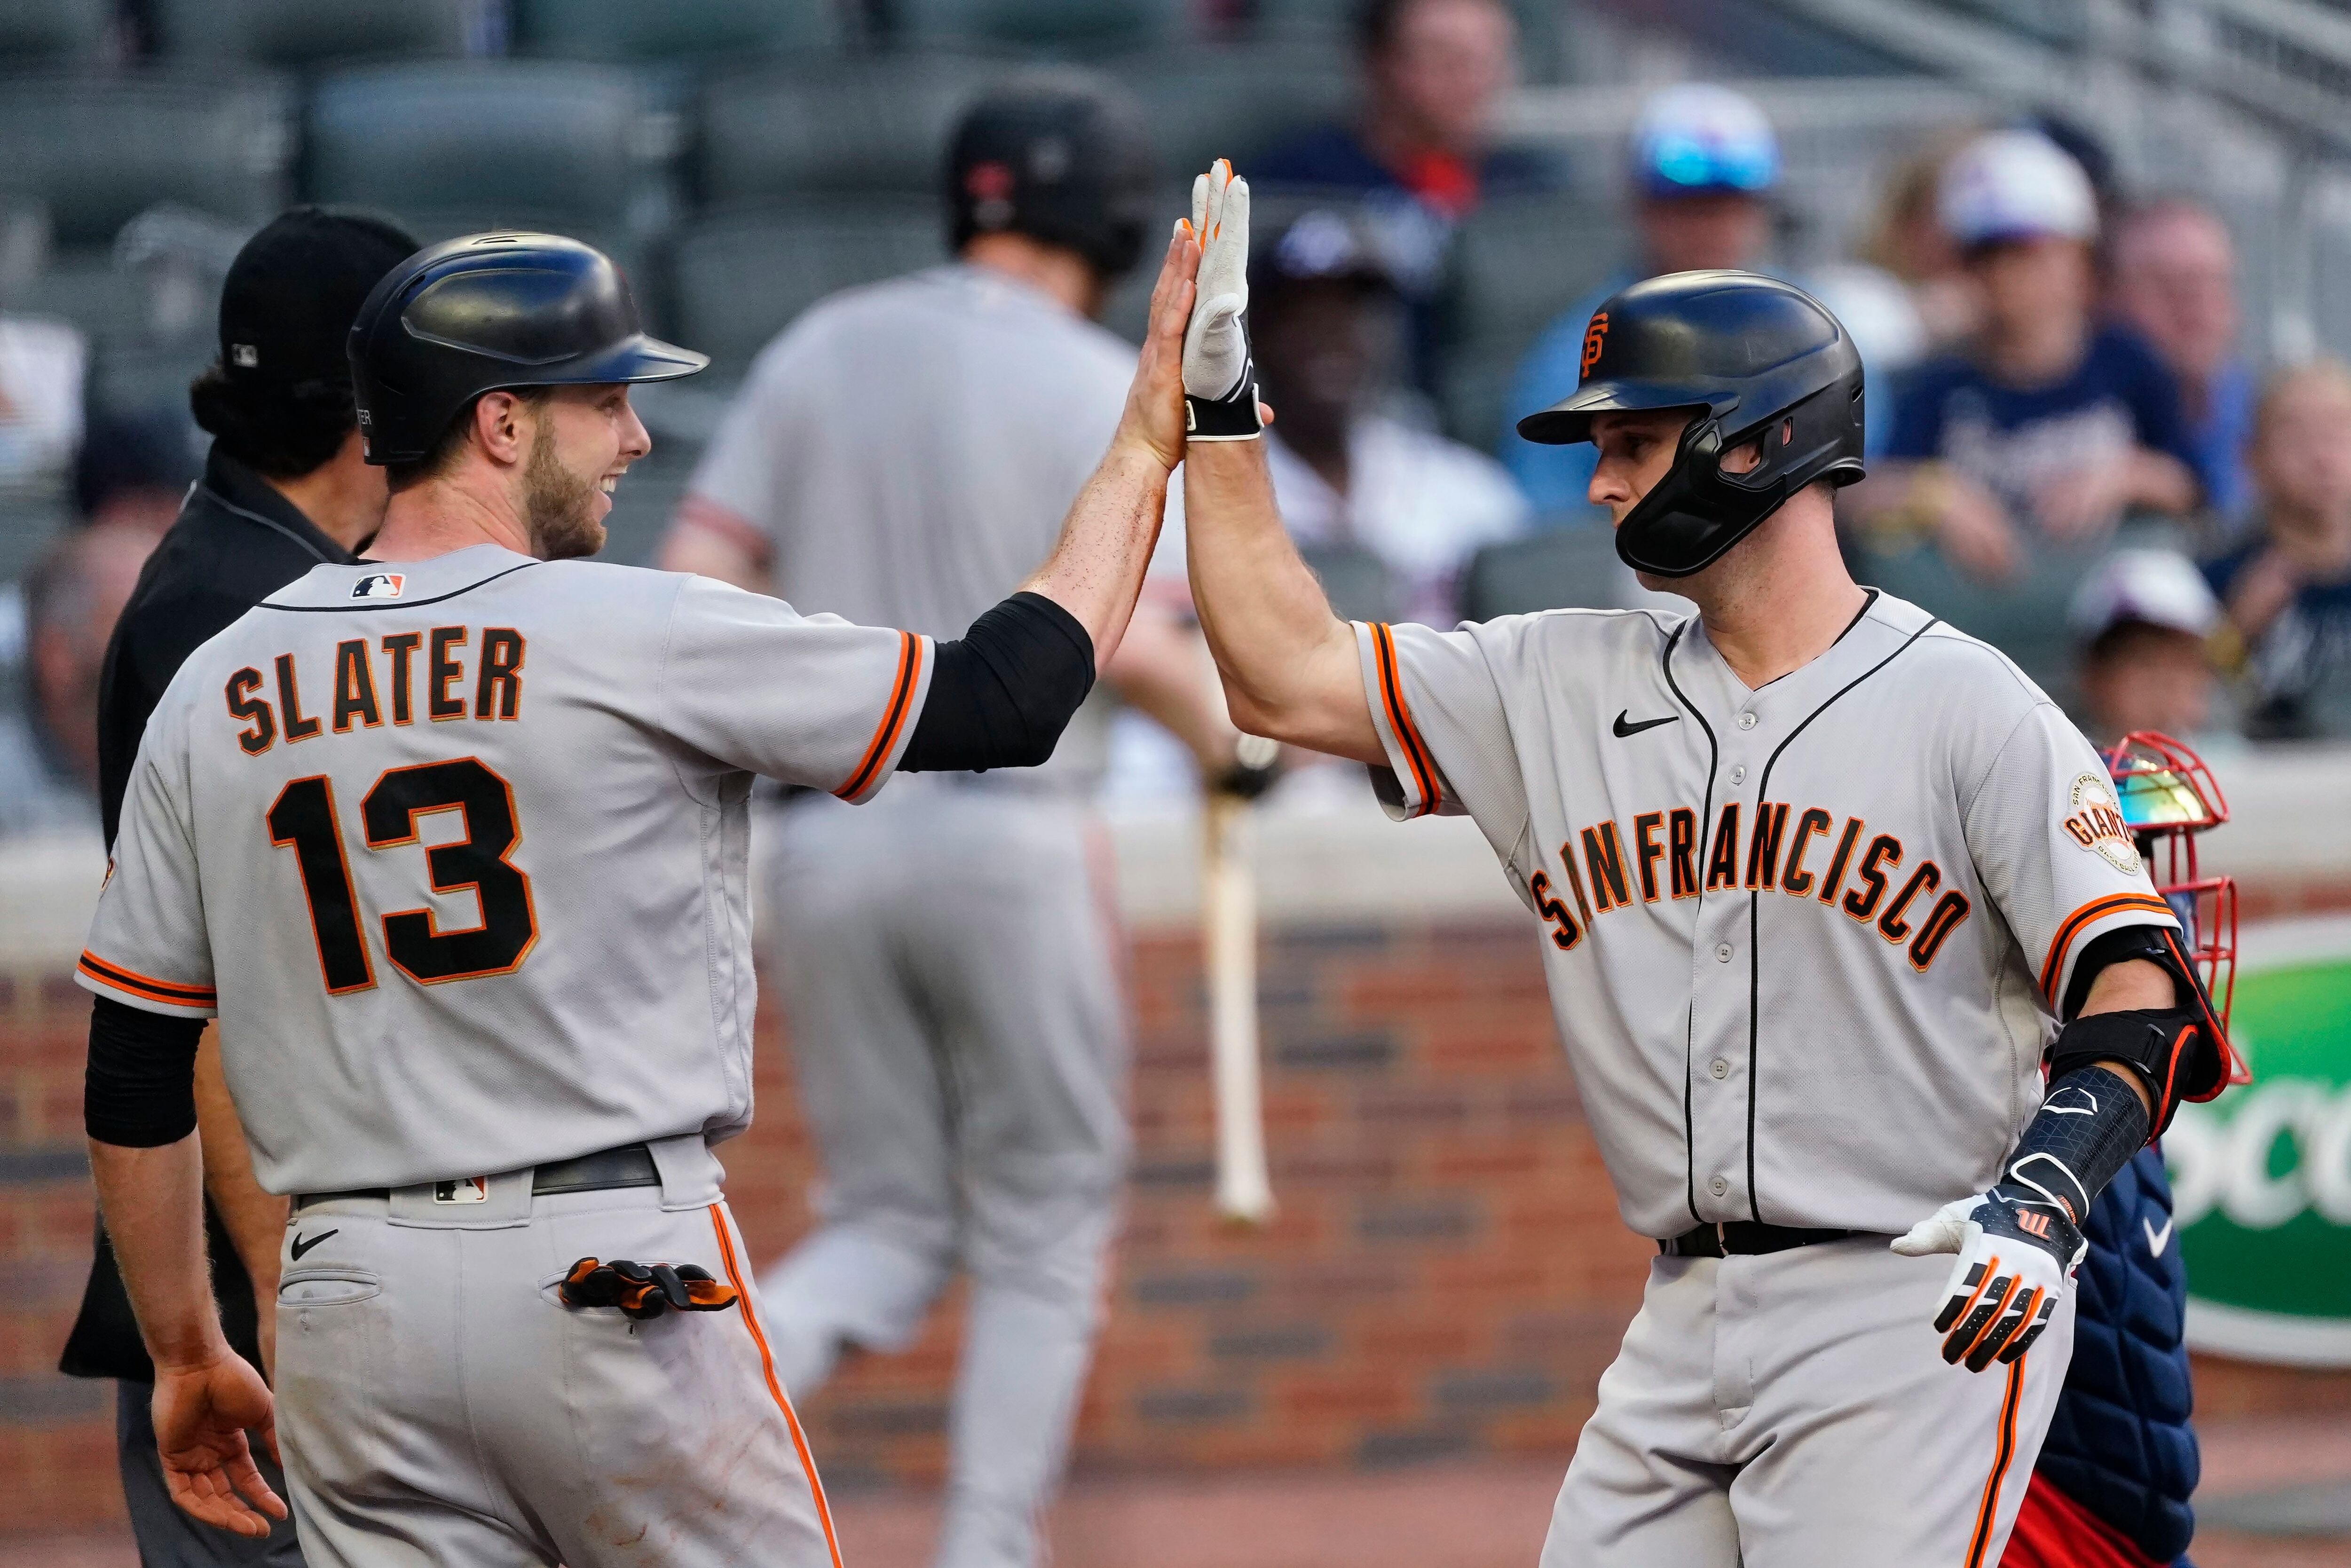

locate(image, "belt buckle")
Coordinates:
434 1176 489 1206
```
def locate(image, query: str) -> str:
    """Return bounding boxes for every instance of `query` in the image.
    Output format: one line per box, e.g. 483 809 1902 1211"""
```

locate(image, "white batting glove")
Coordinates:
1181 159 1261 441
1893 1188 2083 1372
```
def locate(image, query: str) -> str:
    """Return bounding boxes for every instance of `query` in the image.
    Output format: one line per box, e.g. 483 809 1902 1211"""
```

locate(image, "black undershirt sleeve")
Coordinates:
898 591 1096 774
84 995 207 1148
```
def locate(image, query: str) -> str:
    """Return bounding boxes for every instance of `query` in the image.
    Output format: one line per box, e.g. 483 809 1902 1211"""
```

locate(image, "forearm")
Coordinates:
1104 601 1238 772
1183 441 1380 761
2126 450 2200 514
90 1135 229 1370
1021 441 1171 675
193 1030 284 1300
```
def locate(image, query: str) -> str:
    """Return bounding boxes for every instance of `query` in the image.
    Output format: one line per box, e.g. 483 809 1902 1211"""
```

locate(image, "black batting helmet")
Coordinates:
1517 270 1865 578
348 232 707 467
946 74 1155 281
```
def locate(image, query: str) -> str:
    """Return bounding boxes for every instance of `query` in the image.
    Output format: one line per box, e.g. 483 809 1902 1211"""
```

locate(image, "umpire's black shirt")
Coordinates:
62 447 355 1381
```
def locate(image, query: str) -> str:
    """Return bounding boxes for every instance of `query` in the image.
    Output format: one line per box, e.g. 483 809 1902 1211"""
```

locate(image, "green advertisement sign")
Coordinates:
2167 915 2351 1366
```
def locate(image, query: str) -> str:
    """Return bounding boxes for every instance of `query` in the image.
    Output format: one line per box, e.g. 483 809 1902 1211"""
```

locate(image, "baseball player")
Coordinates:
659 78 1262 1568
1173 163 2234 1566
76 226 1202 1566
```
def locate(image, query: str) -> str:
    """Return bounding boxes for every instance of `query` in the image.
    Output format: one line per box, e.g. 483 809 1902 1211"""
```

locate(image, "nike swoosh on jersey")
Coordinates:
290 1229 338 1261
2143 1216 2174 1257
1612 710 1680 738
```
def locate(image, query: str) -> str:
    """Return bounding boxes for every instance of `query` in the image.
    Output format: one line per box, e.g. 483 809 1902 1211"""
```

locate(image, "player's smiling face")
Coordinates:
521 384 651 561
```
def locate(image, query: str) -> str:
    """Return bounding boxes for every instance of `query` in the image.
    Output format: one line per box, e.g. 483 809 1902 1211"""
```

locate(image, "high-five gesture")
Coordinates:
1181 160 1262 441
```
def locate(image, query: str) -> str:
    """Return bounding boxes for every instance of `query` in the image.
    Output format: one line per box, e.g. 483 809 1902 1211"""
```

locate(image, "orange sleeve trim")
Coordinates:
1964 1358 2027 1568
833 631 923 801
709 1205 845 1568
2037 892 2174 1005
1369 623 1440 818
78 952 216 1008
672 495 774 563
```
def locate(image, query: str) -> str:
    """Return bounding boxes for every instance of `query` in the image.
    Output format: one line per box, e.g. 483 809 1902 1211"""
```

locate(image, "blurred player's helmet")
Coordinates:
1516 270 1865 578
2103 732 2242 1070
946 73 1156 281
347 232 707 467
1630 83 1780 200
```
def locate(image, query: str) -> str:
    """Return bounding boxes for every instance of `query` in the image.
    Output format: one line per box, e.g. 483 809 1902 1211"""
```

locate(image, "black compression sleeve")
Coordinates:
84 995 206 1147
898 591 1095 773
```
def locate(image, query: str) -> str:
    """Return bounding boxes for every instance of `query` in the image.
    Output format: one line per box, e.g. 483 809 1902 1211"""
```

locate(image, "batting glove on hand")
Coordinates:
560 1256 740 1321
1182 159 1262 441
1893 1186 2083 1371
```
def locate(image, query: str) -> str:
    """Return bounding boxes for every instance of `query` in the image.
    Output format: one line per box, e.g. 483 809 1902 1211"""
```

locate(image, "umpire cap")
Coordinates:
1518 270 1863 578
947 74 1155 281
348 232 707 467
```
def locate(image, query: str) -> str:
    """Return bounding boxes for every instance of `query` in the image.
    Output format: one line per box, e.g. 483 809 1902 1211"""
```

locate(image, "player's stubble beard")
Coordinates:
521 416 608 562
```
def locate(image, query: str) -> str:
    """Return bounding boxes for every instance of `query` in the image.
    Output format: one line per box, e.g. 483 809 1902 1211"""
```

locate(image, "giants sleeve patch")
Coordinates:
2062 774 2140 875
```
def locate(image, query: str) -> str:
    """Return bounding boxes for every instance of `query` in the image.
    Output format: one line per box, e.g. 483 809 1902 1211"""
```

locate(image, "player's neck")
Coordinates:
962 234 1104 320
366 470 536 563
1680 496 1869 690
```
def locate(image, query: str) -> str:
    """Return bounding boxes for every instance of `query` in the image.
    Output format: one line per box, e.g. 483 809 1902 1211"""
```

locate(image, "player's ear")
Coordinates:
473 390 532 469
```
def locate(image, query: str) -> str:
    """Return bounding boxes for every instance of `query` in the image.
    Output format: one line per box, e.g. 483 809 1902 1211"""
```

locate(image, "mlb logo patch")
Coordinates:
352 572 406 600
433 1176 489 1205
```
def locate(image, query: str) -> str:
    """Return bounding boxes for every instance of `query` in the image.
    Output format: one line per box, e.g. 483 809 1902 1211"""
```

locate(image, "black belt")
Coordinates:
294 1143 660 1212
1660 1221 1855 1258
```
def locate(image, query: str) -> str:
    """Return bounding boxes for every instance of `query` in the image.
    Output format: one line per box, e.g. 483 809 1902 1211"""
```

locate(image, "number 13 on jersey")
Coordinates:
267 756 538 994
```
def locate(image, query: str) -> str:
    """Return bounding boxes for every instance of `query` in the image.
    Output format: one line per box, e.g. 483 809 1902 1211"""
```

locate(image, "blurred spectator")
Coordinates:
1856 132 1983 353
0 522 151 839
2204 359 2351 740
2108 197 2256 532
1254 0 1553 392
2068 547 2222 744
0 310 84 489
1852 130 2199 582
73 405 202 537
1502 83 1780 518
1254 208 1526 624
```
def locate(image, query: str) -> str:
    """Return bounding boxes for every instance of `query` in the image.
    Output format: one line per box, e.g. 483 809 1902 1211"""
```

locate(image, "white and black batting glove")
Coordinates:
1182 159 1262 441
1893 1183 2083 1372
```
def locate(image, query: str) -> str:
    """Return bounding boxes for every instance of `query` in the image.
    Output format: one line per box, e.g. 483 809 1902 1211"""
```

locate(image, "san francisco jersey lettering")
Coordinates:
79 544 933 1195
1355 592 2177 1238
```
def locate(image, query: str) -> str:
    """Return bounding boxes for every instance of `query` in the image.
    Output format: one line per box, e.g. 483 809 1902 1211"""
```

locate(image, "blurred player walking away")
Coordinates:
660 77 1258 1568
62 205 415 1568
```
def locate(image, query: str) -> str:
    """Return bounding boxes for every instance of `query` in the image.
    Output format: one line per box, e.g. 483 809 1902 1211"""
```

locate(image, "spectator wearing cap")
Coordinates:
73 406 204 538
2202 359 2351 740
1254 0 1555 394
0 522 153 840
2108 197 2258 535
1254 208 1528 626
61 205 416 1568
2069 547 2223 744
1854 130 2201 582
1501 83 1783 520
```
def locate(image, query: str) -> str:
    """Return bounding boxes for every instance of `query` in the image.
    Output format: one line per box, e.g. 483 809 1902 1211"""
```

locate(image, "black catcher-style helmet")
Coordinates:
348 232 707 466
946 73 1156 281
1517 270 1865 578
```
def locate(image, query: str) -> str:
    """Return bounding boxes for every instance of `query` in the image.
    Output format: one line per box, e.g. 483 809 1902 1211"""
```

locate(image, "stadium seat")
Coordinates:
670 198 945 372
1437 193 1621 449
698 54 1010 202
511 0 847 63
0 0 110 63
892 0 1184 54
1460 526 1627 622
150 0 470 67
1101 41 1355 181
307 63 669 252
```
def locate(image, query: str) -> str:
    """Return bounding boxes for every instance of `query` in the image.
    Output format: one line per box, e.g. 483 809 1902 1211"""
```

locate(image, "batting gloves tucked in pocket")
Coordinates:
560 1256 740 1321
1181 158 1262 441
1892 1188 2083 1372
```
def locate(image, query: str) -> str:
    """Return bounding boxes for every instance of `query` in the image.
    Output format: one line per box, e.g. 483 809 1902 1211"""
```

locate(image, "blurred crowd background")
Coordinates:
5 0 2351 828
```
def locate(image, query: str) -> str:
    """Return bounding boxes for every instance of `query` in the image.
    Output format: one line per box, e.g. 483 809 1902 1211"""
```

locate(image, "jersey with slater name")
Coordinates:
79 544 932 1196
1355 591 2176 1240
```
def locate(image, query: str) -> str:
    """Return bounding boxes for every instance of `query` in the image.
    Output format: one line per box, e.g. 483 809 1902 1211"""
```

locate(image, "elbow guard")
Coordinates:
2055 922 2233 1133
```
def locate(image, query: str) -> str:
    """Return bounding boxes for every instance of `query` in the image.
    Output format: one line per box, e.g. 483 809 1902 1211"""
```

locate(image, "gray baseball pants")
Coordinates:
1542 1236 2075 1567
758 780 1130 1568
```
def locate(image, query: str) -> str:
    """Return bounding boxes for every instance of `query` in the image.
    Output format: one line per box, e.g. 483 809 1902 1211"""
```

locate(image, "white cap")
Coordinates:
2069 548 2221 643
1938 129 2097 248
1630 83 1780 197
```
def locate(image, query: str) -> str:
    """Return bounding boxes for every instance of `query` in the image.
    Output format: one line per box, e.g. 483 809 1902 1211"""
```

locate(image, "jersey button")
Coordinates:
1737 711 1758 730
1730 764 1748 785
1714 943 1733 963
1710 1176 1729 1197
1710 1057 1729 1079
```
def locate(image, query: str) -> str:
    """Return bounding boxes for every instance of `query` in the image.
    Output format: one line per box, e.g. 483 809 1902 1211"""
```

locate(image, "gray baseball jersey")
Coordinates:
1356 590 2175 1240
78 543 932 1195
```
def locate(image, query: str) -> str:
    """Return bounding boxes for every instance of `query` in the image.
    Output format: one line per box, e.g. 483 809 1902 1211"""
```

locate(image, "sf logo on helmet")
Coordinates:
1581 312 1610 379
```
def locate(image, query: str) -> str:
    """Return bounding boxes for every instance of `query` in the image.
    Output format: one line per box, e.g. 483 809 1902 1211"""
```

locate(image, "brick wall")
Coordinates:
8 898 2348 1531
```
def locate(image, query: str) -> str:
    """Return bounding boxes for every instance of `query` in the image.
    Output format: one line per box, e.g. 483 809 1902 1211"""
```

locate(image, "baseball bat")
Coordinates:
1203 786 1274 1226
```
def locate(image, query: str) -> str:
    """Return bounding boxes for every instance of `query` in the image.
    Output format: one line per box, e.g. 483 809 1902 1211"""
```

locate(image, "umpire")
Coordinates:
661 76 1254 1568
62 205 416 1565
